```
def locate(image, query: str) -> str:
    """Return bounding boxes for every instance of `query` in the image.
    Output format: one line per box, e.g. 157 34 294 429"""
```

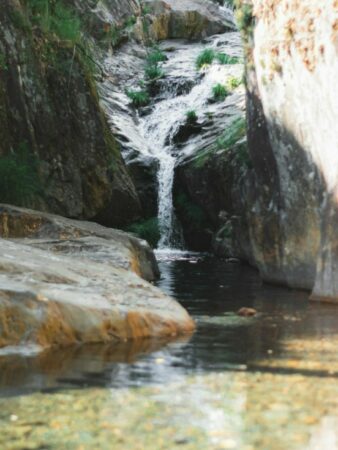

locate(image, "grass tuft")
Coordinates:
126 89 150 107
212 83 229 101
196 49 215 68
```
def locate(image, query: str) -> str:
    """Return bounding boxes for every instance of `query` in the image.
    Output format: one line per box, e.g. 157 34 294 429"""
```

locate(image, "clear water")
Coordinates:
0 254 337 449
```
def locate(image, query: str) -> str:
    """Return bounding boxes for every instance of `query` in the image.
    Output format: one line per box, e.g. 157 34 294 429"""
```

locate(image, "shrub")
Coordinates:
126 217 160 247
126 89 150 107
196 49 215 68
212 83 229 100
0 143 42 205
216 53 240 65
186 110 198 123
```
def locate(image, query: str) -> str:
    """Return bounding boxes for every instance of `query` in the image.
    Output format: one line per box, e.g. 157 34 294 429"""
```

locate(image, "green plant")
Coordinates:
123 15 137 29
216 116 246 151
146 47 166 65
0 52 7 71
176 192 206 228
126 89 150 107
186 110 198 123
235 1 254 40
126 217 160 247
144 64 164 81
226 76 242 90
212 83 229 101
0 143 42 205
28 0 82 44
196 48 215 68
193 116 248 168
216 53 240 65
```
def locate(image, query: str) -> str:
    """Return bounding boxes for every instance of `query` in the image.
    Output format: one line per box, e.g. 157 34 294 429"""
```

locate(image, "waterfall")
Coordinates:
138 35 243 249
101 30 243 251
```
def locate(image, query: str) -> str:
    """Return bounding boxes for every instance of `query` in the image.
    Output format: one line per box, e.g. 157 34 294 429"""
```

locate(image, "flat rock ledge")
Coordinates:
0 205 195 350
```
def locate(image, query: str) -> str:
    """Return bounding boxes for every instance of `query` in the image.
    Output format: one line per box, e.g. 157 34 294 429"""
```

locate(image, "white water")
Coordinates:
101 27 243 250
137 35 243 249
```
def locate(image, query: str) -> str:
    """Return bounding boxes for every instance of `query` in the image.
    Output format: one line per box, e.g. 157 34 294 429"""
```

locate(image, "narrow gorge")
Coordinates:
0 1 337 449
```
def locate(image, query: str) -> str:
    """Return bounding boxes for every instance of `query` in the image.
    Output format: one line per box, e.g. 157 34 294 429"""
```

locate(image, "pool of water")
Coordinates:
0 254 338 449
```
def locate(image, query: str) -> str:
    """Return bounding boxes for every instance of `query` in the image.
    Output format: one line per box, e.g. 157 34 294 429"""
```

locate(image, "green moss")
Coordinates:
175 192 207 229
126 217 160 247
0 53 8 71
0 142 42 205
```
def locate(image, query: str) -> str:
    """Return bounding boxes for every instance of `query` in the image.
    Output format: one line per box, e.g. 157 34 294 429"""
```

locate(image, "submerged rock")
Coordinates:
237 307 257 317
0 205 195 349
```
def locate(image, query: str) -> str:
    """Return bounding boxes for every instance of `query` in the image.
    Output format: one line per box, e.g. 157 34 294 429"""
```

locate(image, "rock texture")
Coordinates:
0 205 195 349
241 0 338 301
0 0 141 227
142 0 236 40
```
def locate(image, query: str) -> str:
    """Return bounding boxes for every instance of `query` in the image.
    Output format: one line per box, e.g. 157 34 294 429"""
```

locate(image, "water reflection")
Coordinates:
0 254 338 397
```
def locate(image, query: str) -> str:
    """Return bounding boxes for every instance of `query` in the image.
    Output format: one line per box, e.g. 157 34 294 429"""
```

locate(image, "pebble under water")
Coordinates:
0 253 338 449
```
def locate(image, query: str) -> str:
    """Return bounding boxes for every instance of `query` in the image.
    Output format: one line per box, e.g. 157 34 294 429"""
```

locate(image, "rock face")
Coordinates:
0 205 195 349
143 0 236 40
0 0 141 227
240 0 338 301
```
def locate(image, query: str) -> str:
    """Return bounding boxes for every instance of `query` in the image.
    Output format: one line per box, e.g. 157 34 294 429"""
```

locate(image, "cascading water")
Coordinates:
137 35 243 249
101 24 243 251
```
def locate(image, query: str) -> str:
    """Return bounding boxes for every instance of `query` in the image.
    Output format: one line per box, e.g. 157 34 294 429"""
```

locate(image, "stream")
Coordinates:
0 253 337 449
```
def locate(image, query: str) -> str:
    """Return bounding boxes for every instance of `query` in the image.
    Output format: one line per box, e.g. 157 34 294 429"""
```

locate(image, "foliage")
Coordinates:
123 15 137 29
217 53 240 65
175 192 206 229
126 217 160 247
196 49 215 68
0 143 42 205
27 0 82 44
212 83 229 101
186 110 198 123
226 76 242 90
144 64 164 81
0 52 7 71
193 116 248 168
126 89 150 107
216 116 246 151
146 47 166 65
235 2 254 35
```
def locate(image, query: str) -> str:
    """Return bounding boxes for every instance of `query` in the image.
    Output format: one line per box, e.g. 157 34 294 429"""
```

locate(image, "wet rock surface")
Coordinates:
0 205 195 349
